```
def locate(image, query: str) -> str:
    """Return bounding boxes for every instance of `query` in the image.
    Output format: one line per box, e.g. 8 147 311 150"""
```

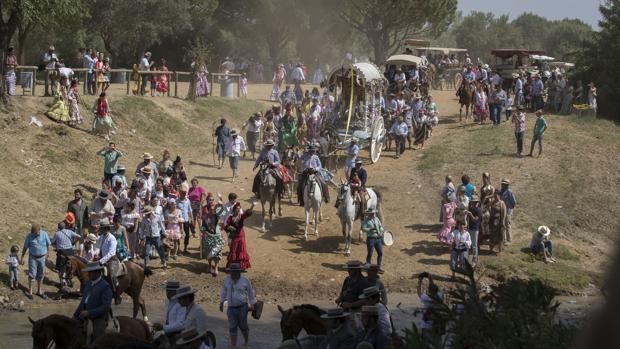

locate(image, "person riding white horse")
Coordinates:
252 139 282 197
297 144 330 206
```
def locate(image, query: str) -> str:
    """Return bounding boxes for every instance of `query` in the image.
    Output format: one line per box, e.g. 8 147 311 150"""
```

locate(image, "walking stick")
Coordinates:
211 121 217 167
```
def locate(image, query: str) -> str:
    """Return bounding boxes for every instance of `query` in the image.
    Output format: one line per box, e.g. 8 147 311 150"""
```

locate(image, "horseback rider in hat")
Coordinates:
172 286 208 334
153 280 186 342
252 139 283 197
73 262 113 344
359 286 392 335
98 223 121 304
319 309 357 349
358 305 391 349
297 144 330 206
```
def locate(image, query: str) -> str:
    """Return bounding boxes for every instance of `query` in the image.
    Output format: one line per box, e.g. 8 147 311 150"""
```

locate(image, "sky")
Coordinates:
458 0 604 28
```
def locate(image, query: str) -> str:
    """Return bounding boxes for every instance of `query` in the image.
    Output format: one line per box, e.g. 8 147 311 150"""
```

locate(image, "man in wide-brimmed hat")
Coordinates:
530 225 555 263
97 224 120 303
359 286 392 335
362 208 385 268
336 260 370 310
172 286 208 335
135 152 158 180
499 178 516 245
175 327 207 349
296 143 330 206
389 115 409 158
359 305 391 348
468 195 482 267
344 137 359 178
153 280 186 340
225 128 247 182
89 190 115 227
139 205 168 273
243 112 264 160
363 264 387 306
318 308 356 349
219 263 256 347
73 262 112 344
251 138 282 197
531 73 545 111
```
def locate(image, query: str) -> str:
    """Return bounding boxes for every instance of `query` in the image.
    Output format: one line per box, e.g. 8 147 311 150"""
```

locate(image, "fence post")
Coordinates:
237 76 240 98
167 71 171 97
210 74 213 97
126 71 130 95
174 71 178 98
32 69 36 96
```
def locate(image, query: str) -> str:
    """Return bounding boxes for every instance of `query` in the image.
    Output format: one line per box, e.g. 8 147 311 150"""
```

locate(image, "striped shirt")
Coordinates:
52 229 80 250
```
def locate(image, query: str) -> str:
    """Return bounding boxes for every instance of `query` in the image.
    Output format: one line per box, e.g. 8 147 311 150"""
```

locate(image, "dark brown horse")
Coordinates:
29 314 151 349
277 304 327 340
66 256 148 320
457 81 476 121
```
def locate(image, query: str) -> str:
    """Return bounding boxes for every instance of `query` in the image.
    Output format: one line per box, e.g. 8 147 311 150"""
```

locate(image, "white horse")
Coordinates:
303 173 323 241
336 180 355 256
258 163 279 232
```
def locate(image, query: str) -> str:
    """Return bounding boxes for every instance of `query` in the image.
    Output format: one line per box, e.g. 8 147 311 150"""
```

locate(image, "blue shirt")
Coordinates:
464 71 475 82
215 125 230 145
255 148 280 167
500 188 517 211
532 79 544 96
345 144 359 168
23 231 51 257
84 55 96 72
176 198 192 221
52 229 80 250
390 121 409 136
464 183 475 199
303 154 322 170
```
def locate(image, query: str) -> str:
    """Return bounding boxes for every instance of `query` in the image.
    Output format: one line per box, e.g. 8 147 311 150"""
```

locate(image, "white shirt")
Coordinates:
182 303 208 334
163 299 187 333
291 66 305 81
245 118 263 133
139 57 150 71
221 202 242 224
225 136 247 157
220 276 257 307
449 229 472 249
98 232 117 264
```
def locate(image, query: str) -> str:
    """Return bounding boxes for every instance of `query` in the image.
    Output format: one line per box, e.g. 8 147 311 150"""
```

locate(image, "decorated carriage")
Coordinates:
491 49 546 89
324 62 387 164
421 47 468 90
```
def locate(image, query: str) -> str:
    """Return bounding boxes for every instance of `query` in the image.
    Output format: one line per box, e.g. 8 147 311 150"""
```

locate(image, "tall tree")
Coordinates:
454 12 524 62
576 0 620 119
338 0 457 63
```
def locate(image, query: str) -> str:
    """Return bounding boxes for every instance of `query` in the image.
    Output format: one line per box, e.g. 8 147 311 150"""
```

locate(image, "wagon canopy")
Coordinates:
386 54 423 66
491 49 545 58
328 62 387 88
530 54 555 61
425 47 468 55
548 62 575 68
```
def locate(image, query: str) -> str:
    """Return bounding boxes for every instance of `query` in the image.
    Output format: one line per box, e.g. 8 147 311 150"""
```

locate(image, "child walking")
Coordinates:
6 245 20 290
240 73 248 98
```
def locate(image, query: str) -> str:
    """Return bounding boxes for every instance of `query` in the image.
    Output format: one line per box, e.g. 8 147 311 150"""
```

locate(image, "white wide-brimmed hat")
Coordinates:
538 225 551 237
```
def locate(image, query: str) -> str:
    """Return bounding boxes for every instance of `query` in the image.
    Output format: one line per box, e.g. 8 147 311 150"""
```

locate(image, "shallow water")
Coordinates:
1 293 421 349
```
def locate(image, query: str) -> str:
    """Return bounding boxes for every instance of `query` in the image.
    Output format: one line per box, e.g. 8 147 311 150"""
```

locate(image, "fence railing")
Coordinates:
13 66 243 98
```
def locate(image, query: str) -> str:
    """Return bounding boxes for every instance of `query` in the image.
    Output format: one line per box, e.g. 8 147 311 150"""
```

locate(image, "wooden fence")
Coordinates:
13 66 243 98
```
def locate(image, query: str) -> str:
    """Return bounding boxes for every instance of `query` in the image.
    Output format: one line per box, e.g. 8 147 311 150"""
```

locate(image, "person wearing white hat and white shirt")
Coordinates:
530 226 555 263
219 263 257 348
89 190 115 227
225 129 247 182
344 138 359 178
173 286 208 334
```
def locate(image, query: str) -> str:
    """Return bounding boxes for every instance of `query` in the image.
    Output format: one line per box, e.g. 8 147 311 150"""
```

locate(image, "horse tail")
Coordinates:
373 188 384 222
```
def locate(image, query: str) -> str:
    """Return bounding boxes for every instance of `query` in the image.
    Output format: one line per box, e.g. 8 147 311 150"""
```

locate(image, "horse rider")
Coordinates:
98 224 121 304
358 286 392 336
175 327 212 349
357 305 392 349
319 308 357 349
73 262 113 344
172 286 208 334
297 144 330 206
252 139 282 197
344 137 359 178
349 159 368 188
153 280 186 343
336 260 370 331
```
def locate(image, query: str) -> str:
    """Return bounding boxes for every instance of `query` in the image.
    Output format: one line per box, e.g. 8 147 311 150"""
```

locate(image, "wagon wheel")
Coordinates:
369 117 386 163
454 73 463 90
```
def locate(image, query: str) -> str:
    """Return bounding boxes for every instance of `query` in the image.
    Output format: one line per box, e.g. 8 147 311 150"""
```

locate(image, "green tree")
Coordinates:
338 0 457 63
544 19 593 61
576 0 620 119
511 12 551 50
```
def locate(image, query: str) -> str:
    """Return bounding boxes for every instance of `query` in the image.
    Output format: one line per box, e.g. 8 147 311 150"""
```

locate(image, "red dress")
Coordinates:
225 210 252 269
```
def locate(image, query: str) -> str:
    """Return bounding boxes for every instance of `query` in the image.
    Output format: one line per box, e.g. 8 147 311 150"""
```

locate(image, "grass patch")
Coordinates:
189 97 268 126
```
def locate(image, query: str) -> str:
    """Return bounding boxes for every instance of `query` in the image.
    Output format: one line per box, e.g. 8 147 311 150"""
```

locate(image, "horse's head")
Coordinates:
278 304 327 341
336 180 351 204
277 305 297 341
66 256 88 291
29 316 55 349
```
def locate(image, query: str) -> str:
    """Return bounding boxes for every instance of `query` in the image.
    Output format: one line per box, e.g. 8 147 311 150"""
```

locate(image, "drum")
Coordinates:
382 231 394 246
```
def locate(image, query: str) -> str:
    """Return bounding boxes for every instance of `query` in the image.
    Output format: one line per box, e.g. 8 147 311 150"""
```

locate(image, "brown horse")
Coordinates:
66 256 148 320
29 314 151 349
277 304 328 340
457 81 475 121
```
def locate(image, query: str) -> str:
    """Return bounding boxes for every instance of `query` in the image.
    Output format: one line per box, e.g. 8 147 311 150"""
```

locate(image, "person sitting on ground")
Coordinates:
172 286 208 334
356 305 391 349
153 280 186 343
358 286 392 336
319 308 357 349
530 225 556 263
73 262 113 344
252 139 282 197
364 264 387 306
297 144 330 206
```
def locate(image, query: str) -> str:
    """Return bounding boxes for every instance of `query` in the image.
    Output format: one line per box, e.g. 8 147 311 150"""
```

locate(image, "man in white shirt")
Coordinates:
243 112 263 160
389 116 409 158
153 280 187 342
173 286 208 334
290 63 305 101
139 51 153 96
220 263 256 348
97 224 120 303
225 129 247 182
43 45 59 96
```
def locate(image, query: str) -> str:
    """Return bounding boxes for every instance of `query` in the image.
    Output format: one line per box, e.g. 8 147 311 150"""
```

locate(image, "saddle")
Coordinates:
102 261 128 278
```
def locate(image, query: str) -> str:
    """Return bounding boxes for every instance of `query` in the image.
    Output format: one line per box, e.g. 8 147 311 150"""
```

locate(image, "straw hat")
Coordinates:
175 327 205 345
171 286 197 300
141 166 152 174
350 137 358 143
264 139 275 146
365 208 376 215
85 233 98 243
142 206 154 215
230 128 239 135
143 153 154 160
82 262 104 272
538 225 551 237
320 308 351 319
501 178 510 185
